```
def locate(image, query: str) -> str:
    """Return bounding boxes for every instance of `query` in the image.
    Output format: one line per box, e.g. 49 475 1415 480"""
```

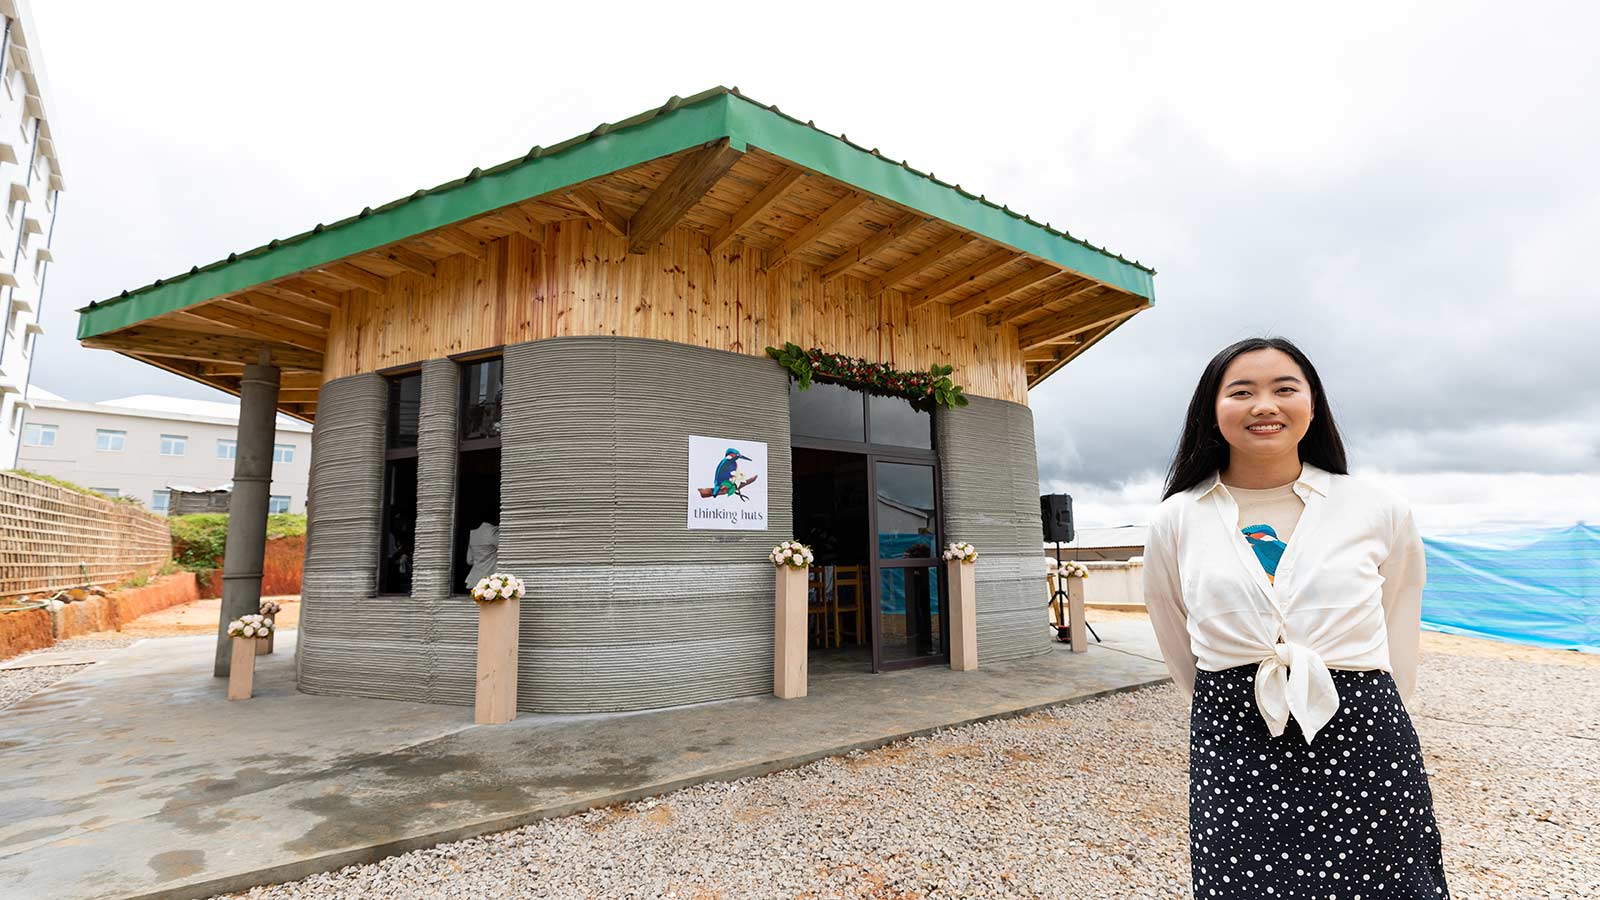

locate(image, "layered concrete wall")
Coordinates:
937 396 1052 663
298 336 1047 711
298 336 791 712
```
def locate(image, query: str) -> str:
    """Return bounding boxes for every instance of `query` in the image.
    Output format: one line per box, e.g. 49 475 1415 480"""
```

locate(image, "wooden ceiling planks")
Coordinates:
866 231 975 296
905 248 1020 312
819 213 930 283
626 137 743 253
709 166 805 255
947 265 1059 320
764 190 870 270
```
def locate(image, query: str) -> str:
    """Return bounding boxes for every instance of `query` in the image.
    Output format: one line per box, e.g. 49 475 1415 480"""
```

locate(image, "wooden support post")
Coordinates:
774 566 808 699
227 637 256 700
947 560 978 671
475 598 520 724
1067 574 1087 654
256 631 273 655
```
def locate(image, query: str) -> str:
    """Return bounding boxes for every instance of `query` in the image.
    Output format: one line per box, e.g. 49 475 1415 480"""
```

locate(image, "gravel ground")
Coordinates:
0 633 144 709
219 628 1599 900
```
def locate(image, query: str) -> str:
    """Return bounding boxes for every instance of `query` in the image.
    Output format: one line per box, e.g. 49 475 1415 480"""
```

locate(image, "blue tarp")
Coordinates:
1421 522 1600 653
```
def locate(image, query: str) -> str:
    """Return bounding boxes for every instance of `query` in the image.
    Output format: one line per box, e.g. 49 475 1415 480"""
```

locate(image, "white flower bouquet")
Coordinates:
942 541 979 564
259 600 282 616
228 614 275 639
769 540 814 569
472 572 525 604
1052 558 1089 579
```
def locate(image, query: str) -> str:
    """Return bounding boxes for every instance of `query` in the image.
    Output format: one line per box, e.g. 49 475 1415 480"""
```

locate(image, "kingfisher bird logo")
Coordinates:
698 447 759 500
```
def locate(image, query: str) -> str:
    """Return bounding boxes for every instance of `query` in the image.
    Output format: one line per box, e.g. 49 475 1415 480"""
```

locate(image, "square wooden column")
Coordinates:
947 560 978 671
774 566 808 699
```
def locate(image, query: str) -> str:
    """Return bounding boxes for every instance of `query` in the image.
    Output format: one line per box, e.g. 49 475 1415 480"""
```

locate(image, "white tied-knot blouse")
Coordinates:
1142 461 1428 745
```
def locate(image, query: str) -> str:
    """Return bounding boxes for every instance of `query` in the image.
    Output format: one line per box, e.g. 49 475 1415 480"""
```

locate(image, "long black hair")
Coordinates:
1160 337 1349 500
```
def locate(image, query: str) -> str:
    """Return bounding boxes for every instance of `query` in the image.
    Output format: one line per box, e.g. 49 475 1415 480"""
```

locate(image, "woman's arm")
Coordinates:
1143 510 1197 696
1380 504 1428 708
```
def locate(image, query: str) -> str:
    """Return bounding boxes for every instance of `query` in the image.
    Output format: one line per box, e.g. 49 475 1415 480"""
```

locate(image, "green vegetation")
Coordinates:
169 513 307 569
5 468 119 501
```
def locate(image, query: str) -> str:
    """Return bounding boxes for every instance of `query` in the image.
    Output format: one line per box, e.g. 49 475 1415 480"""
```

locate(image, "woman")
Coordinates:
1142 337 1451 898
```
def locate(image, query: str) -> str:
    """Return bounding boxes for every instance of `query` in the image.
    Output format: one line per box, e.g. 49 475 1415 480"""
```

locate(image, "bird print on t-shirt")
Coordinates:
1242 523 1288 583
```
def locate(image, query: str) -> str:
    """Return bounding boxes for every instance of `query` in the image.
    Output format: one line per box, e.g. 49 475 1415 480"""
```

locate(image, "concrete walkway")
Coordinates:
0 621 1170 900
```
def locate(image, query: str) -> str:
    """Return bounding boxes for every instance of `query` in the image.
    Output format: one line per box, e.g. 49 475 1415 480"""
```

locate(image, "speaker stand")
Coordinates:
1050 541 1101 647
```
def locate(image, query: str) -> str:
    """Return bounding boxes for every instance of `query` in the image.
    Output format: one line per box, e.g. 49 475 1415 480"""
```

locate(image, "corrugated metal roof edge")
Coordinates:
77 86 1154 338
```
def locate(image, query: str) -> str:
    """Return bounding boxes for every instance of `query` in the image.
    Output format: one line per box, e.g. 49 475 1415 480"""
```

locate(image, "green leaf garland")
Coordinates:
764 342 970 410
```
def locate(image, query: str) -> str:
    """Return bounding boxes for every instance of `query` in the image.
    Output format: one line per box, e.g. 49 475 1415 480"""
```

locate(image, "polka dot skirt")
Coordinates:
1190 664 1451 898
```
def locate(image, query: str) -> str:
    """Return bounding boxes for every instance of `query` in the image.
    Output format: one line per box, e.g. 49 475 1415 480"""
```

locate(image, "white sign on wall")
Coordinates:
687 435 768 530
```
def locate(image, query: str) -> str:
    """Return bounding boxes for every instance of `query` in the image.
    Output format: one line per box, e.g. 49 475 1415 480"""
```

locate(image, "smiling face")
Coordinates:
1214 348 1315 465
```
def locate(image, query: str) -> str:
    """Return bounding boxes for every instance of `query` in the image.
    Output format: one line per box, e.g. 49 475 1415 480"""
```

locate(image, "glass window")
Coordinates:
453 357 504 591
789 380 865 443
96 429 126 452
380 372 422 595
875 462 937 559
268 495 291 514
459 358 503 441
867 394 932 449
217 439 237 460
159 434 187 456
151 491 171 515
22 423 55 447
273 443 296 464
386 373 422 449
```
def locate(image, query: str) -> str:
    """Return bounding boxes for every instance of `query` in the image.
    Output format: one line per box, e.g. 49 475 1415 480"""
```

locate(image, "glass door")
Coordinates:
869 458 946 670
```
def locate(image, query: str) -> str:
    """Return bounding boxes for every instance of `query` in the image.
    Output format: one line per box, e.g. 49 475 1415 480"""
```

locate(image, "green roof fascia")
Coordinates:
79 88 1154 340
77 90 740 339
723 98 1155 302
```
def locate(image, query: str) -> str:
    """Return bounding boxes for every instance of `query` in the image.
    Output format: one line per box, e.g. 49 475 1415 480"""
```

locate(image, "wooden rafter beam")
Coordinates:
948 266 1059 319
259 279 343 311
820 213 929 283
427 228 487 260
566 186 629 239
312 260 388 293
990 279 1099 327
1028 318 1125 388
379 243 438 278
905 249 1019 312
709 167 805 255
1017 293 1150 350
478 206 545 242
189 303 328 354
84 326 324 371
230 291 331 331
627 137 743 254
765 191 870 270
866 232 975 296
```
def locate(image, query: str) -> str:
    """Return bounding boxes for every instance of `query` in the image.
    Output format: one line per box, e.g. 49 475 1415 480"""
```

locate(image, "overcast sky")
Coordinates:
24 0 1599 533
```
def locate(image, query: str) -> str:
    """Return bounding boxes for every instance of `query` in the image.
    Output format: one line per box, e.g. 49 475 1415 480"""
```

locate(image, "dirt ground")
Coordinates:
117 595 301 637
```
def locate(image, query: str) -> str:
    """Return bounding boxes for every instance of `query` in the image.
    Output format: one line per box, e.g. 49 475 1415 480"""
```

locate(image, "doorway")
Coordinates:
789 380 948 673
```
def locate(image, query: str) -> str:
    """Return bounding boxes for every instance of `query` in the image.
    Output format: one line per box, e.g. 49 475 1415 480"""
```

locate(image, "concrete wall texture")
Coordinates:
937 396 1053 663
298 335 1048 713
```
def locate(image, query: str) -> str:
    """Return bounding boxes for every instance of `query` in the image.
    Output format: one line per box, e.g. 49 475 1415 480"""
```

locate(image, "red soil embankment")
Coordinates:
0 607 54 658
196 535 304 599
0 572 202 659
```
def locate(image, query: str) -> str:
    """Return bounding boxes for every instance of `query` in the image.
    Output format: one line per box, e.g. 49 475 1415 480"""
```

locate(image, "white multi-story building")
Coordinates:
0 0 63 469
17 387 312 514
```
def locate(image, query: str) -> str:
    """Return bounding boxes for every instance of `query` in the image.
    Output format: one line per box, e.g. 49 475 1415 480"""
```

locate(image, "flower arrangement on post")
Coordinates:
228 614 275 640
226 614 273 701
1051 558 1089 579
770 540 813 699
942 541 979 564
769 540 815 570
472 573 525 604
472 572 523 725
256 600 283 656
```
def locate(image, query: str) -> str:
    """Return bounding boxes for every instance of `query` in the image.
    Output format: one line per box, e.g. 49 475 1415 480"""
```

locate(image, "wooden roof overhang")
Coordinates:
76 87 1156 422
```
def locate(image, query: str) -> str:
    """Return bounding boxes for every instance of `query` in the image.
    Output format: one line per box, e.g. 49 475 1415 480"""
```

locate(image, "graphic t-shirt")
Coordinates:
1229 480 1304 584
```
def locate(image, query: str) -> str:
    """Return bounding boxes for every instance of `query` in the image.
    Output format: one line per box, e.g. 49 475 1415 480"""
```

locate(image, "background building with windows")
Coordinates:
0 0 65 469
16 386 310 513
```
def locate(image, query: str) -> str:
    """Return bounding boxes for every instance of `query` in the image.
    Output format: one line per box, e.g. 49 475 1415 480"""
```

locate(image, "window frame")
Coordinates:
95 429 126 452
159 433 188 457
22 421 55 447
272 443 296 464
216 438 238 460
267 495 291 515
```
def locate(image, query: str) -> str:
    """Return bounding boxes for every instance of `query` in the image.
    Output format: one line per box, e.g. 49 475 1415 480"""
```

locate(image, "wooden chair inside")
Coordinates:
832 565 866 646
808 567 834 648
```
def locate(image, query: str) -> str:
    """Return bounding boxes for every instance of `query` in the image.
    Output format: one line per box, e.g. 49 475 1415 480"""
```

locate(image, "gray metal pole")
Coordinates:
214 357 281 676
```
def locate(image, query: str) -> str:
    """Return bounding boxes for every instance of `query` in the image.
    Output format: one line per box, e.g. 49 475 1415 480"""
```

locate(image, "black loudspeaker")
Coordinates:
1040 493 1074 544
